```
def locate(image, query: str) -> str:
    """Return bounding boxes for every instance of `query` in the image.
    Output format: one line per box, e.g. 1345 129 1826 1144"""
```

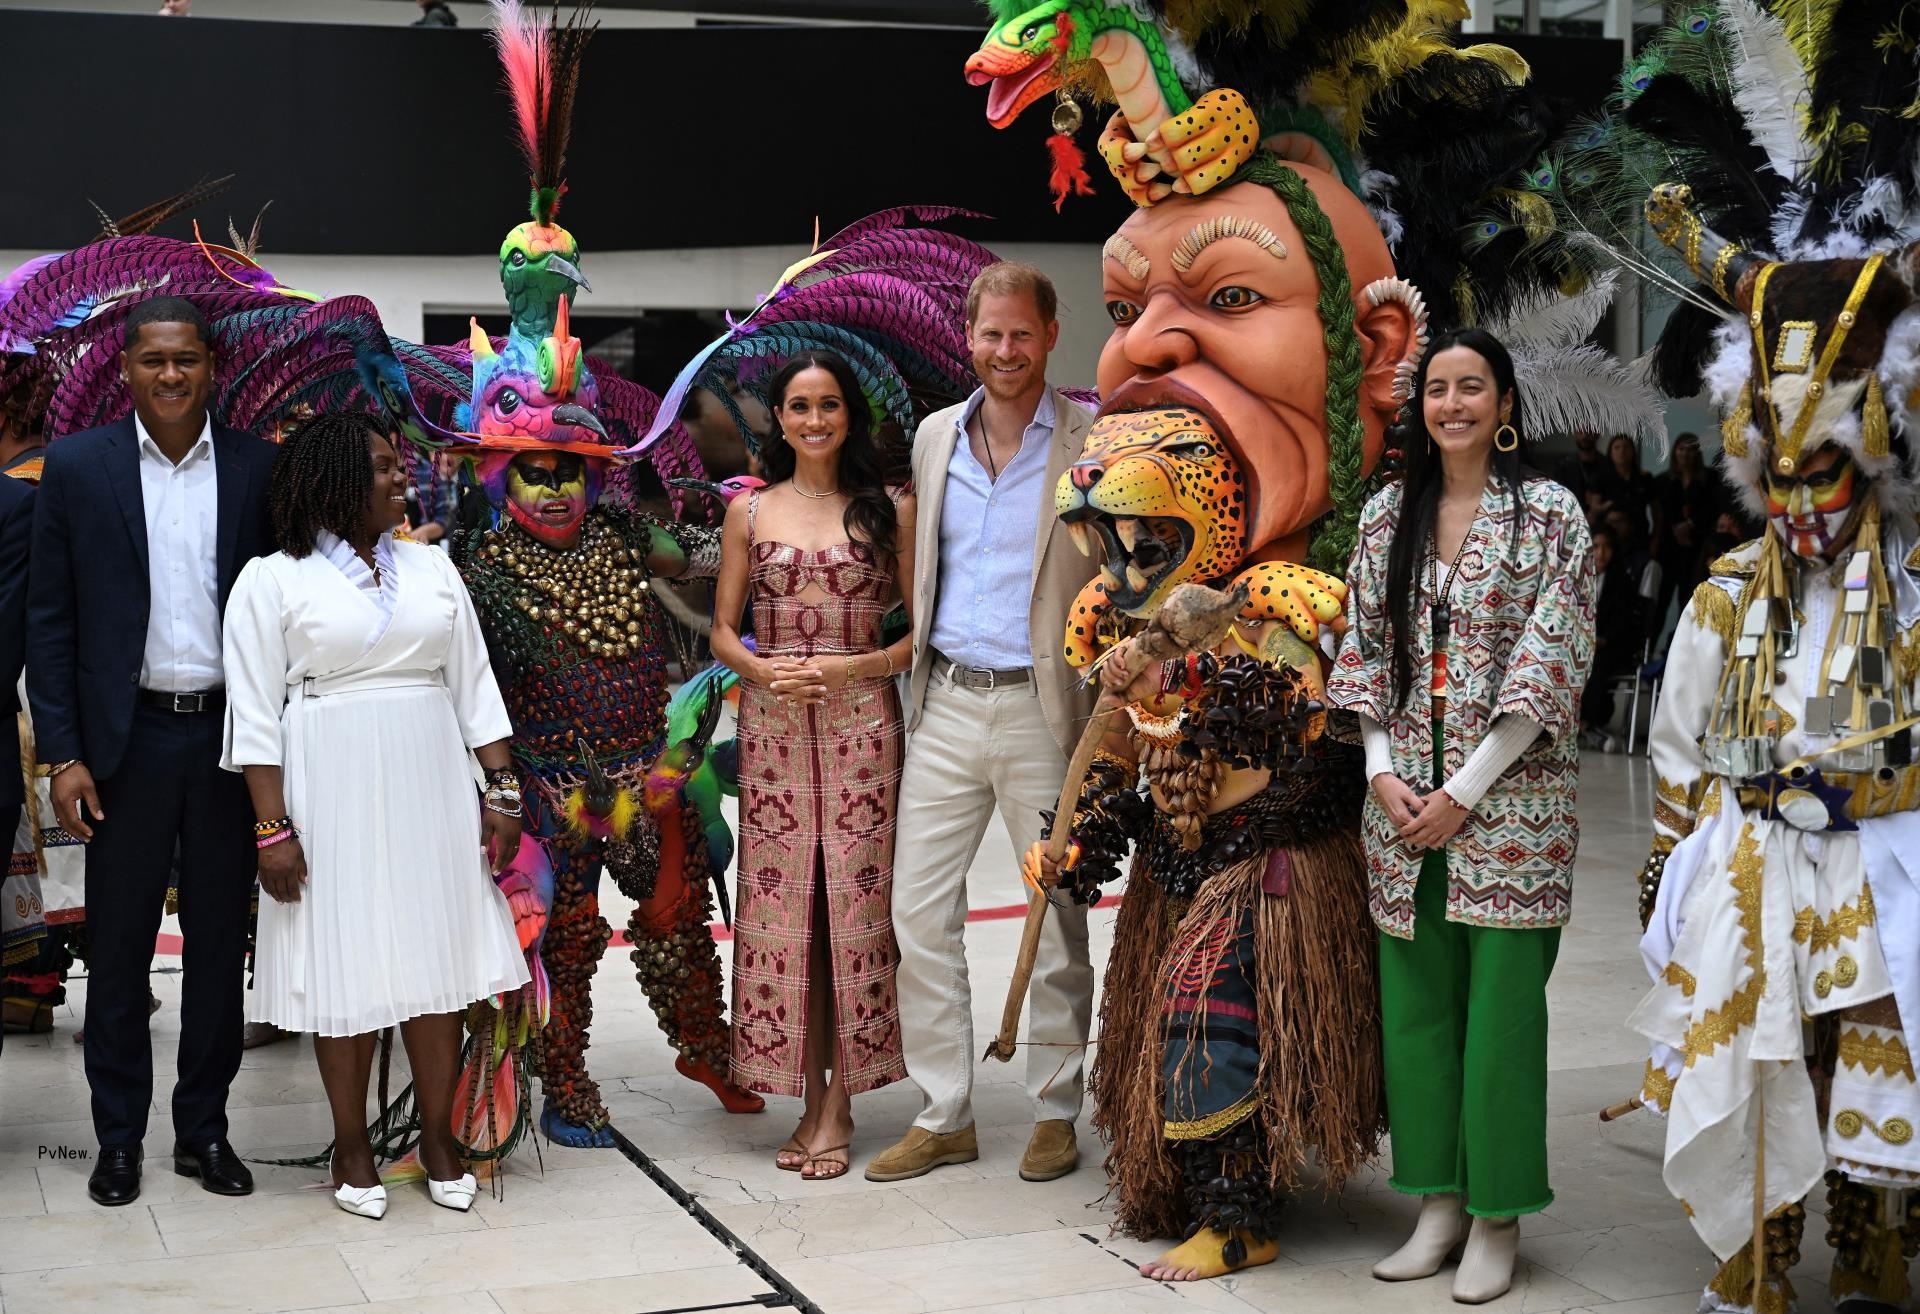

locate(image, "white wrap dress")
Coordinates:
221 533 530 1037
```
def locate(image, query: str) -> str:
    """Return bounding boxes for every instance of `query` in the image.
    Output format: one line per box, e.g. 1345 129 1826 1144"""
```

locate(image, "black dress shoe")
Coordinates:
87 1146 143 1206
173 1138 253 1196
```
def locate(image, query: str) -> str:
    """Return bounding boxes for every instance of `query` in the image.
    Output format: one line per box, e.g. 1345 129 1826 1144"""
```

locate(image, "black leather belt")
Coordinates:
138 688 226 714
935 654 1031 690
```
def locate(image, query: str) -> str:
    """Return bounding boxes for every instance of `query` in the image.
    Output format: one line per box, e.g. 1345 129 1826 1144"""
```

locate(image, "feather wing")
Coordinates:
1512 341 1668 447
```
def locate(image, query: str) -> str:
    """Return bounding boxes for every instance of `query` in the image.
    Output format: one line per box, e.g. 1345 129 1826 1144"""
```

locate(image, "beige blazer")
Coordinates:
905 386 1099 757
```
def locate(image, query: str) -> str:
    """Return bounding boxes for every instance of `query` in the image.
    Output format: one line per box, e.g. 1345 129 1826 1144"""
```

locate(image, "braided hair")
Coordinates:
268 411 393 558
1228 155 1368 575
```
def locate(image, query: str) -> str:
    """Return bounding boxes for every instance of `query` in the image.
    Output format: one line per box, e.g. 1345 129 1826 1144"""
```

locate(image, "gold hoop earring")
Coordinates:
1495 423 1519 453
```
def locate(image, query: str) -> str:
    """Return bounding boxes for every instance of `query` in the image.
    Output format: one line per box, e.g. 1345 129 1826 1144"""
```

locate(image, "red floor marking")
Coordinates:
152 895 1122 956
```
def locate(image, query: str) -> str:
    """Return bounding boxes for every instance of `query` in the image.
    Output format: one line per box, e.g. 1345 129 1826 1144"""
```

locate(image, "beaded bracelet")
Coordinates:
254 816 294 837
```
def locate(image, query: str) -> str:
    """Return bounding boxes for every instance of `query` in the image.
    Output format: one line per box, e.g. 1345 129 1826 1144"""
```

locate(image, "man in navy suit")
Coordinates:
0 453 31 1062
26 297 278 1206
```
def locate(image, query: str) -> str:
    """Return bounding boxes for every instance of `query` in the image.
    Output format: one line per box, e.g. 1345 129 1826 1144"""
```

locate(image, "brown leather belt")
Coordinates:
935 654 1031 691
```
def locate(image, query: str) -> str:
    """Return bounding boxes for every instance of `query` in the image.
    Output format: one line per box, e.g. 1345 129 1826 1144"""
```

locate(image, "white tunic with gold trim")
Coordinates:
1634 527 1920 1260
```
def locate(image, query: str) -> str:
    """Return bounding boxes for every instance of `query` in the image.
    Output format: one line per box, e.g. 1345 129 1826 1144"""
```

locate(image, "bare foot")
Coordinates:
801 1097 854 1181
1140 1228 1279 1282
777 1109 820 1171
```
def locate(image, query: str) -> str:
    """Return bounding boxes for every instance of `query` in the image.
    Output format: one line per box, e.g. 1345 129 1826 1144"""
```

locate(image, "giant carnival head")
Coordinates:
969 0 1616 620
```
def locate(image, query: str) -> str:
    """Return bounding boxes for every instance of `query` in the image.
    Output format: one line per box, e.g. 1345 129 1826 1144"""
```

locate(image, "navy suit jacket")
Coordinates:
0 471 32 811
25 417 277 781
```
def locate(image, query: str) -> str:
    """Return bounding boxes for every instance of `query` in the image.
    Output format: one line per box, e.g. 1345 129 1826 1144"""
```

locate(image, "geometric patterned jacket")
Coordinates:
1328 475 1596 937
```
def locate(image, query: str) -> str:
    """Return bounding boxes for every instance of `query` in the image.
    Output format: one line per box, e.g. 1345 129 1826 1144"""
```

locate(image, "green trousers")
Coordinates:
1377 847 1561 1216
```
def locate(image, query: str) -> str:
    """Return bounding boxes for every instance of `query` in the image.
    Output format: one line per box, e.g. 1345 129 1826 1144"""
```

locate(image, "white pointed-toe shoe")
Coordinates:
427 1172 478 1212
332 1182 387 1219
1373 1192 1468 1281
1451 1215 1520 1304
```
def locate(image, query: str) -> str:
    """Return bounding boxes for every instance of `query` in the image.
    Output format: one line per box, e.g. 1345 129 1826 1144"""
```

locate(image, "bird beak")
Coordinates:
666 476 728 499
552 403 610 442
547 255 590 293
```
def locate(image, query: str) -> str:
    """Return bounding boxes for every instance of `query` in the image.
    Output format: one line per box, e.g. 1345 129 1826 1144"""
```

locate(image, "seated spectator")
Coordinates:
414 0 458 27
1580 525 1645 750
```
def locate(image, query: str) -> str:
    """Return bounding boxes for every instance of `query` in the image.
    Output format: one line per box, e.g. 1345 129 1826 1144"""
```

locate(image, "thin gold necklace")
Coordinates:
792 478 839 499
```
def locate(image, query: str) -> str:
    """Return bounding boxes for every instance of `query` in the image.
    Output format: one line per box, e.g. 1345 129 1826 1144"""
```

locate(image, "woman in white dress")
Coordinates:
221 412 530 1220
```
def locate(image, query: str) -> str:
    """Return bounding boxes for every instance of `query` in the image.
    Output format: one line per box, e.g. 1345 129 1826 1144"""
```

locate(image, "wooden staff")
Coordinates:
983 580 1250 1063
1597 1095 1643 1122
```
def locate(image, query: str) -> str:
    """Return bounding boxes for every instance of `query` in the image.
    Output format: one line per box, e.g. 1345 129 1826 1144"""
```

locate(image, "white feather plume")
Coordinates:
1513 342 1668 450
1719 0 1809 182
1493 270 1618 349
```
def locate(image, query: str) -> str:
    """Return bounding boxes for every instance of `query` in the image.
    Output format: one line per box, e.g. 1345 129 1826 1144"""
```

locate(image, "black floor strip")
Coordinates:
609 1124 818 1314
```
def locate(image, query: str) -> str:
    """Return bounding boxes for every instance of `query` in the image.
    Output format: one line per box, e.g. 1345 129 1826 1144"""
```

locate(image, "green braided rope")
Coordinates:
1231 156 1367 574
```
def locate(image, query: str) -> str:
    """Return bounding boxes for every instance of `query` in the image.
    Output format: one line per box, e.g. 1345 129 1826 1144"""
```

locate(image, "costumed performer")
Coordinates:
711 350 915 1181
1327 327 1595 1303
223 410 530 1220
449 1 761 1148
1554 2 1920 1306
975 0 1646 1285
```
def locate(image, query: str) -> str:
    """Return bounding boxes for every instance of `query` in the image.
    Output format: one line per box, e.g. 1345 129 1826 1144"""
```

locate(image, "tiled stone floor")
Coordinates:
0 749 1847 1311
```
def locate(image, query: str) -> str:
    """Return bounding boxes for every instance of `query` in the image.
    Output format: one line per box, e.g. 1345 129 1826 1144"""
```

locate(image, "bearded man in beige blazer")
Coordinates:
865 263 1099 1185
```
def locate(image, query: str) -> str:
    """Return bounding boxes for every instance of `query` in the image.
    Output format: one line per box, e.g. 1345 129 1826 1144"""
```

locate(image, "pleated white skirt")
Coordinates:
250 685 530 1037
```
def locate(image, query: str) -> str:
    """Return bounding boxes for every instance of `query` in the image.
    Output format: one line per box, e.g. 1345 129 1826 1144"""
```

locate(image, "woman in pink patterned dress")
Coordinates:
711 351 914 1181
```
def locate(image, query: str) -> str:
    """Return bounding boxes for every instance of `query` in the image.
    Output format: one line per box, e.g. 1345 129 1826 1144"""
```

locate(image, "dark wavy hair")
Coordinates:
761 351 898 562
268 411 394 558
1383 326 1528 710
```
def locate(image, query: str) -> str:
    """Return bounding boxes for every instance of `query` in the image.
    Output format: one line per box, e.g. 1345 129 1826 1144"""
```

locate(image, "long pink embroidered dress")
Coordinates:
729 491 907 1097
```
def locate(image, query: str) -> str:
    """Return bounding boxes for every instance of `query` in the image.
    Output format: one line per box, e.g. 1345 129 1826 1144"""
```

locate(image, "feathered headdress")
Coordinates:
1555 0 1920 514
625 206 997 457
493 0 592 231
0 236 449 448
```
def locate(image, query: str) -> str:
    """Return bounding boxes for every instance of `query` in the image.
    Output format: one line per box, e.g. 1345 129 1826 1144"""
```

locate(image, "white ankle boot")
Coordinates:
1373 1192 1468 1281
1451 1215 1519 1304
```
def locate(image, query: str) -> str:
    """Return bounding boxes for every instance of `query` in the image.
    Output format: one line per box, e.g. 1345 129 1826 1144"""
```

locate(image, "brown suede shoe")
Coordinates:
1019 1119 1079 1182
863 1124 979 1182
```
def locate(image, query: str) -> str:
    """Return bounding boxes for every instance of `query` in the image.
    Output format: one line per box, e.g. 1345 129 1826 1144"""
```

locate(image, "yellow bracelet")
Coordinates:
845 654 857 685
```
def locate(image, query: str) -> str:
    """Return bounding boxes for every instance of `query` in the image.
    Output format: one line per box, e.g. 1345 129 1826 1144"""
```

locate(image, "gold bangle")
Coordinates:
47 760 80 778
845 654 857 685
881 648 896 679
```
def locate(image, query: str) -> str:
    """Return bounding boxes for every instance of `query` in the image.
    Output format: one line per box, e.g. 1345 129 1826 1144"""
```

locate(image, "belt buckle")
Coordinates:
171 692 201 714
980 667 997 691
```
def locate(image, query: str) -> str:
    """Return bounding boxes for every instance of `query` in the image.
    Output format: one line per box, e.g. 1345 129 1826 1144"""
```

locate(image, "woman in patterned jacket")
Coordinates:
1327 327 1596 1305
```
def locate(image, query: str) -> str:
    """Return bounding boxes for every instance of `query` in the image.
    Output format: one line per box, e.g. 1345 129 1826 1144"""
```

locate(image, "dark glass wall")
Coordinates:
0 12 1620 255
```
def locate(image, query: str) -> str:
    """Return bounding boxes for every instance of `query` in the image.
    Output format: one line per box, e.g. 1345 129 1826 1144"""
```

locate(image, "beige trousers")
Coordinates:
891 673 1093 1133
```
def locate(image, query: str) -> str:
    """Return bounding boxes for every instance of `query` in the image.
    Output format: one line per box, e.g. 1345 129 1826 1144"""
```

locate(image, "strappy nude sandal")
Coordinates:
801 1144 850 1181
774 1137 808 1172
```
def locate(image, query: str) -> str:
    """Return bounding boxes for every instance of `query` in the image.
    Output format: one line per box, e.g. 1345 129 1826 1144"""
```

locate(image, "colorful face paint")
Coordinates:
1766 445 1860 561
506 451 593 546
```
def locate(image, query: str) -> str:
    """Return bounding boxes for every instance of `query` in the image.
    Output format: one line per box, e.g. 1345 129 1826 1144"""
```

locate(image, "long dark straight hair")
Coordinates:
760 350 898 563
1383 326 1528 710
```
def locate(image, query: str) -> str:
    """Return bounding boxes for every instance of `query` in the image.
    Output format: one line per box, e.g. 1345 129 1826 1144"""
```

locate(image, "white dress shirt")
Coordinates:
136 414 223 692
926 387 1055 670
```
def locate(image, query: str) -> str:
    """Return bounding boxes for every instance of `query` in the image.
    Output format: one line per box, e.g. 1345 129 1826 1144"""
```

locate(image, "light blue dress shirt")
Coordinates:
927 387 1055 670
